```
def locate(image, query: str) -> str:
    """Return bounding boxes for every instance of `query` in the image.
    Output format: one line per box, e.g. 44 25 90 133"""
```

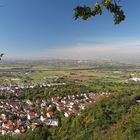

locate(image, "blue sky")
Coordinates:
0 0 140 60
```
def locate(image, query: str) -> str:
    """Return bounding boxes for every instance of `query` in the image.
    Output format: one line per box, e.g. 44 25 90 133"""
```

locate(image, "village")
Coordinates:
0 82 111 135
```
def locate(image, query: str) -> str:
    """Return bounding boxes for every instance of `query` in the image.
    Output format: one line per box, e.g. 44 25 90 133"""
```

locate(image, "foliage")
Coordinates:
22 83 89 100
0 53 4 60
0 127 51 140
105 104 140 140
74 0 125 24
46 93 136 140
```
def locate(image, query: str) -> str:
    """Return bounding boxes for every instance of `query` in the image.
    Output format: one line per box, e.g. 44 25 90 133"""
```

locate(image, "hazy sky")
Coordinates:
0 0 140 60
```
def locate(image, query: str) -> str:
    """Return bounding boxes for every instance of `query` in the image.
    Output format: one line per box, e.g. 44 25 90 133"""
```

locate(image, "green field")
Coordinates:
0 61 139 85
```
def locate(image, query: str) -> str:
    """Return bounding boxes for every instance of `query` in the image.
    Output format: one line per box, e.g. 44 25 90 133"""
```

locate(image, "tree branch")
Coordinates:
74 0 125 24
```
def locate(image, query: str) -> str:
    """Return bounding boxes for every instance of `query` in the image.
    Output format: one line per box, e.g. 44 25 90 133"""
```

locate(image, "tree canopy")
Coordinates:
74 0 125 24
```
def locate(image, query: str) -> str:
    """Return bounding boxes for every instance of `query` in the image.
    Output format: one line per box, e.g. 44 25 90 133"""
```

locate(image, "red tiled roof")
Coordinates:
28 112 35 116
47 111 53 116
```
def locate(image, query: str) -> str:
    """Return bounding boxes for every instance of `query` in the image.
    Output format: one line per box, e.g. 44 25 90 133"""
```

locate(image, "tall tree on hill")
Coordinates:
74 0 125 24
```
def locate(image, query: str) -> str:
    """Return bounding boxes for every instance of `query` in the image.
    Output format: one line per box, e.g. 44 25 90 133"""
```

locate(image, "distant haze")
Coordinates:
3 40 140 60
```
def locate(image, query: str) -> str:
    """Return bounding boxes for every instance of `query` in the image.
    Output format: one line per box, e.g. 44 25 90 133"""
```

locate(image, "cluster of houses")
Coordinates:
0 96 60 135
0 82 111 135
129 77 140 82
50 92 111 118
0 82 66 92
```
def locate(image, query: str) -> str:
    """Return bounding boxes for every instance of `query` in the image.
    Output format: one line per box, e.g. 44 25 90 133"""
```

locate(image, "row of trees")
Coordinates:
19 79 140 100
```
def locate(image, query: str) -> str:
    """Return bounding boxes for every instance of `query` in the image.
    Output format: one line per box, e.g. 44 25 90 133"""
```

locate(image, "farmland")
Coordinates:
0 60 140 85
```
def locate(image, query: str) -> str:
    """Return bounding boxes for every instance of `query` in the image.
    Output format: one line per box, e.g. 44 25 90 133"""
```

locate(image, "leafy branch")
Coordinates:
74 0 125 24
0 53 4 61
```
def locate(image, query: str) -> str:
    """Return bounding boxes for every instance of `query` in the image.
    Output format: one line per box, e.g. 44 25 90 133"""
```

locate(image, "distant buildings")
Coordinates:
129 77 140 82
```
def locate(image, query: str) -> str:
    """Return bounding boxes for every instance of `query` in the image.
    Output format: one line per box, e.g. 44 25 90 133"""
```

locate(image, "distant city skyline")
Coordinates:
0 0 140 60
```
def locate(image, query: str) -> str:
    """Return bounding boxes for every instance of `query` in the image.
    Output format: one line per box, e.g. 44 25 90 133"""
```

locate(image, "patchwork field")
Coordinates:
0 61 140 85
